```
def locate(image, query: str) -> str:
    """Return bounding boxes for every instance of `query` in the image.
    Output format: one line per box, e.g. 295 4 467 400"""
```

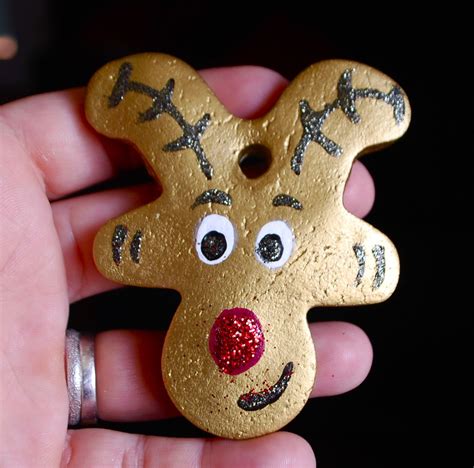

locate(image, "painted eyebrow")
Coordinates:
272 194 303 210
191 189 232 209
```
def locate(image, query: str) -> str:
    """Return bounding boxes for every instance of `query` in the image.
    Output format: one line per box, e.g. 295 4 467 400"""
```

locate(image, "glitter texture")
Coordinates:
192 189 232 209
237 362 294 411
163 114 211 178
372 244 386 289
108 62 213 179
291 69 405 175
256 234 283 263
272 194 303 210
352 244 366 286
130 230 142 264
209 308 265 376
201 231 227 261
112 224 128 265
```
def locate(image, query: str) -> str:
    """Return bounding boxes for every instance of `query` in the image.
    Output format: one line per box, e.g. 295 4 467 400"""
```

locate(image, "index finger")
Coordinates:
0 66 288 200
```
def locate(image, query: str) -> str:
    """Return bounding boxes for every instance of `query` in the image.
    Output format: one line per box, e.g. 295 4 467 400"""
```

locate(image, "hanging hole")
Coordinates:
238 144 272 179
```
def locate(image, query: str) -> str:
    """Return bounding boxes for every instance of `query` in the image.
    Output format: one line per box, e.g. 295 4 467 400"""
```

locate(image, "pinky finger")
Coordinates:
62 429 316 468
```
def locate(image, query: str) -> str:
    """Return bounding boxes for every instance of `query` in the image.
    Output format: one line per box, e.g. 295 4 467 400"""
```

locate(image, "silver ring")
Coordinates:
65 329 98 426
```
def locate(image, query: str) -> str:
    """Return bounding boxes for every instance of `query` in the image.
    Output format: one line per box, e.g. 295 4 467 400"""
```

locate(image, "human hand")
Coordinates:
0 66 374 467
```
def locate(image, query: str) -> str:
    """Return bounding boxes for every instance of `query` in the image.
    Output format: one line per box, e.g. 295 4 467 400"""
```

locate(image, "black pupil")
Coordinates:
201 231 227 261
257 234 283 263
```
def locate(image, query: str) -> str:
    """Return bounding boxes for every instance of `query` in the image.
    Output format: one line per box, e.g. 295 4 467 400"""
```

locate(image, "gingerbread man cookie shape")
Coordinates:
85 54 410 439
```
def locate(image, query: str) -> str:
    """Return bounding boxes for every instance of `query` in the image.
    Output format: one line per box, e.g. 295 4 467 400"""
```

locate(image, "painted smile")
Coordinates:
237 362 294 411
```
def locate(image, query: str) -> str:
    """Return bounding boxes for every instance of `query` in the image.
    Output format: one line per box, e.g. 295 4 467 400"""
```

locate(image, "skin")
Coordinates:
0 66 374 467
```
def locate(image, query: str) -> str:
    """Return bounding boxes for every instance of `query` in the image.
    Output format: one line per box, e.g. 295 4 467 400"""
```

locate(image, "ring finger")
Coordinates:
94 321 372 422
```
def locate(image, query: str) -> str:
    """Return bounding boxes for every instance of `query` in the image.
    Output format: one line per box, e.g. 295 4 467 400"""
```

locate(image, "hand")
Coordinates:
0 66 374 467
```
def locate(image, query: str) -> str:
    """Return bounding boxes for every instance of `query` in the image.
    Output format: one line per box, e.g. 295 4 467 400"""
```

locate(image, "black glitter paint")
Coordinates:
112 224 128 265
291 69 405 175
108 62 213 179
256 234 283 263
237 362 294 411
201 231 227 261
337 69 405 125
130 230 143 264
352 244 366 287
163 114 212 179
191 189 232 209
272 194 303 210
372 244 386 289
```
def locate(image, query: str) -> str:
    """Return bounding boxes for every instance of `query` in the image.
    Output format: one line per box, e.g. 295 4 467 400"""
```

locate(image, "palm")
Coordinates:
1 108 69 463
1 69 374 466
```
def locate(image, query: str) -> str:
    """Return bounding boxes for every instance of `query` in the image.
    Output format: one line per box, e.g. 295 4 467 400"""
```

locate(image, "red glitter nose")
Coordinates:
209 308 265 375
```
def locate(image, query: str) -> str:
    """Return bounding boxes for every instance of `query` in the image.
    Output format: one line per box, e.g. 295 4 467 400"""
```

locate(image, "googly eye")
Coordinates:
196 214 235 265
255 220 294 269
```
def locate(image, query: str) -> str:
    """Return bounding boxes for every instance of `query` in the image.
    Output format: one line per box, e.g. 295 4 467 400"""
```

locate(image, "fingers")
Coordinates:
54 159 373 303
343 160 375 218
0 88 142 200
25 64 373 304
309 321 373 397
95 322 372 422
63 429 315 468
95 330 176 422
2 65 375 214
200 66 288 118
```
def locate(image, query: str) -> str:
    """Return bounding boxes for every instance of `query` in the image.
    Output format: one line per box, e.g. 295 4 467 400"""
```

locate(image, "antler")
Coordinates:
108 62 213 179
291 68 405 174
85 53 237 193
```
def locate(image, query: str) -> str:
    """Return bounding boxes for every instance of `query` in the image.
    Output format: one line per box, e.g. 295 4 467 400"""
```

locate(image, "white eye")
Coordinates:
255 220 294 269
196 214 235 265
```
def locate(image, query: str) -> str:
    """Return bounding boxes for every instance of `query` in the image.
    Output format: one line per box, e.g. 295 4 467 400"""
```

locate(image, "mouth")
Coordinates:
237 362 294 411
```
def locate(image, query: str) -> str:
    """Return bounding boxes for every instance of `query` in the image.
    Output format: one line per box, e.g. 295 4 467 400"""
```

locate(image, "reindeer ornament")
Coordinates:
85 54 410 439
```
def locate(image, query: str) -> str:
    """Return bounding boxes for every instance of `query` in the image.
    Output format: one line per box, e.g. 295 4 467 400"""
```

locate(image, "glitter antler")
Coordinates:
108 62 213 179
291 69 405 175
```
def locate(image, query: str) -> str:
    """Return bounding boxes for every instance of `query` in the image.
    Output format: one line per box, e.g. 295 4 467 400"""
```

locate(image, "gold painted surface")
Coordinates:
85 53 410 439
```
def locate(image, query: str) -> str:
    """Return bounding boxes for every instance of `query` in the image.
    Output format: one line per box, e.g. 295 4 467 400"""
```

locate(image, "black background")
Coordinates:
1 2 460 467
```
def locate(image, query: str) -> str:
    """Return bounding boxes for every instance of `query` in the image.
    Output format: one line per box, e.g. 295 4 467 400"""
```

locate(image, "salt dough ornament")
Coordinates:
85 53 410 439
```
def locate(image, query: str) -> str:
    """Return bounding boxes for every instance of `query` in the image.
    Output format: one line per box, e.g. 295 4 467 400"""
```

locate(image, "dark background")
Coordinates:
1 2 458 467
